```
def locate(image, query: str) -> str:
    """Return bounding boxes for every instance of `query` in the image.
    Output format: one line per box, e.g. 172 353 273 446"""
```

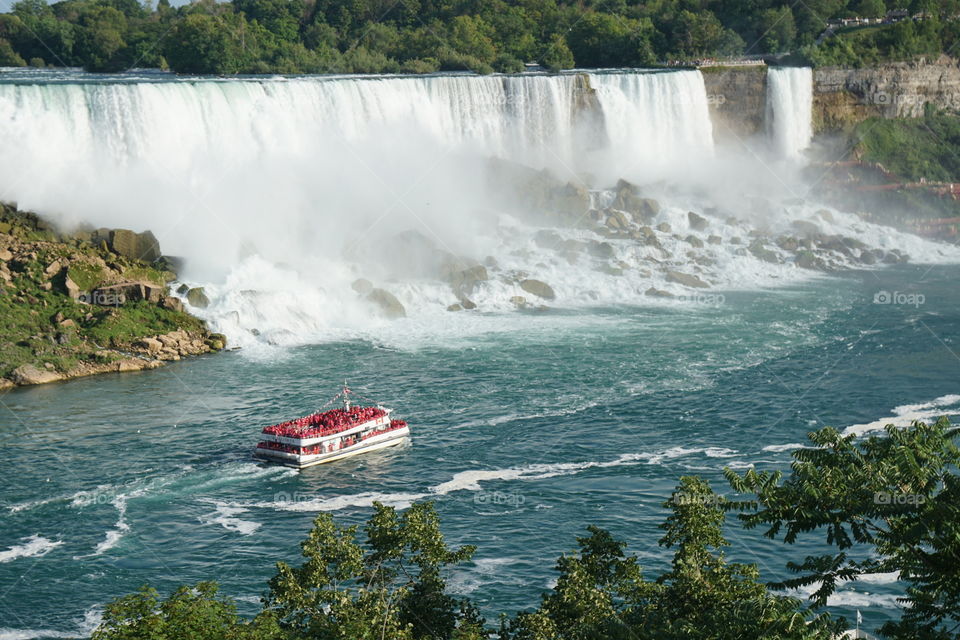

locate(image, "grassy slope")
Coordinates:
0 208 210 380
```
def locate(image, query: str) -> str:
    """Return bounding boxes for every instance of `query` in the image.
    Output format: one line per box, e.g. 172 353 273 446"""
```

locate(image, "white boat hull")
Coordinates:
254 427 410 469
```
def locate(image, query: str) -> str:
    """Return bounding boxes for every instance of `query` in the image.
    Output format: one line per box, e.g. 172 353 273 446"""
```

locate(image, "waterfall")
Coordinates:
588 70 714 173
0 69 758 345
0 70 716 266
766 67 813 159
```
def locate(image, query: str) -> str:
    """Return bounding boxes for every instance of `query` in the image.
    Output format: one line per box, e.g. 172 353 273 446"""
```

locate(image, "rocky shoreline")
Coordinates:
0 204 225 391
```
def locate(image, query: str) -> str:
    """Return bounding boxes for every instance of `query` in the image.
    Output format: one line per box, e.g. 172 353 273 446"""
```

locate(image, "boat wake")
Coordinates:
243 446 742 513
198 502 262 536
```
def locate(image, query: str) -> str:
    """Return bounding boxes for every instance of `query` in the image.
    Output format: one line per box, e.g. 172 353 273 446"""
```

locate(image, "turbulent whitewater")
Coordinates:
0 67 956 349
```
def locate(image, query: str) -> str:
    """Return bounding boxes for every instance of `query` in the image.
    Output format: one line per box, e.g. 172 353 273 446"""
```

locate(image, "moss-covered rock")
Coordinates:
0 204 222 386
186 287 210 308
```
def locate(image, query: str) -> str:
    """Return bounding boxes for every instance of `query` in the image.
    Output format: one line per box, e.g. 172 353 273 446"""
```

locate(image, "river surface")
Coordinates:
2 263 960 638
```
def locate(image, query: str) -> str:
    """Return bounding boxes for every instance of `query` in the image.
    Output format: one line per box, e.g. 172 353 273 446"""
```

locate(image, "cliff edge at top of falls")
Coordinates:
703 56 960 138
0 204 226 391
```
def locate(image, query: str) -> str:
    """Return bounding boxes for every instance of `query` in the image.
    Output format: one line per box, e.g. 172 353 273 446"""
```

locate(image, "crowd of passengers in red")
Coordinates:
262 406 388 438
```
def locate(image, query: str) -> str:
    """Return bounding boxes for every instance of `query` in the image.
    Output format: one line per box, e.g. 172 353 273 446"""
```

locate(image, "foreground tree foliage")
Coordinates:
94 420 960 639
501 477 836 640
2 0 960 74
726 417 960 640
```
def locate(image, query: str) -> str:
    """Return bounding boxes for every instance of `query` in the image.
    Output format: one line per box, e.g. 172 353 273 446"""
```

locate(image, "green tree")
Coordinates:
758 6 796 54
447 15 496 63
503 477 835 640
726 418 960 640
856 0 887 18
76 5 128 72
264 501 483 640
566 13 656 67
164 12 259 74
0 37 26 65
539 33 573 71
234 0 305 43
91 581 281 640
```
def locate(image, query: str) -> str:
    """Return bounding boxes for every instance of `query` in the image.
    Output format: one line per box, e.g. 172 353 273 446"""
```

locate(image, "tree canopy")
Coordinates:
1 0 958 73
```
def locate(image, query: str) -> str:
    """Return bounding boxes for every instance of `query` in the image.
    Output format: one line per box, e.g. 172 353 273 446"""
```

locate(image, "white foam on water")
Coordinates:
855 571 900 585
70 463 290 556
448 557 523 595
8 485 112 514
248 447 738 512
0 606 102 640
0 535 62 563
703 447 739 458
90 495 131 557
786 581 904 609
843 394 960 437
199 502 262 536
761 443 809 453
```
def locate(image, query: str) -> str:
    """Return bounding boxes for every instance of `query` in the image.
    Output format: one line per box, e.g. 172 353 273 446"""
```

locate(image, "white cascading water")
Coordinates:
766 67 813 159
0 68 955 347
588 70 714 174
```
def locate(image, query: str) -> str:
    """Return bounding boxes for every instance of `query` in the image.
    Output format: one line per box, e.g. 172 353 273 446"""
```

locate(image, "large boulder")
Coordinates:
160 296 183 312
519 279 556 300
448 264 488 296
666 270 709 288
644 287 674 298
134 337 163 354
351 278 374 295
612 179 660 224
368 288 406 319
587 240 615 259
687 211 709 231
99 229 162 263
791 219 821 237
64 275 81 300
186 287 210 308
142 283 164 303
11 364 63 386
748 239 780 264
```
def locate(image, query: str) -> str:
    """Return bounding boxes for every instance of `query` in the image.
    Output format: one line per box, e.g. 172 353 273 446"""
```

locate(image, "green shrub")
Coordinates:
492 53 524 73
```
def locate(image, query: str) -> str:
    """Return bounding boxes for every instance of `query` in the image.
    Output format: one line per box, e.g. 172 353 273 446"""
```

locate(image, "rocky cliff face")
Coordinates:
698 57 960 138
701 67 768 142
813 55 960 131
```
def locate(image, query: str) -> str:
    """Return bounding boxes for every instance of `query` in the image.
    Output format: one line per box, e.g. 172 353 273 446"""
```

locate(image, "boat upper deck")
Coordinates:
262 405 390 440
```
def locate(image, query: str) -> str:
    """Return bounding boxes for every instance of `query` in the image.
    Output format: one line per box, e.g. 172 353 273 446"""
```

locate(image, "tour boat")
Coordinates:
254 386 410 469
